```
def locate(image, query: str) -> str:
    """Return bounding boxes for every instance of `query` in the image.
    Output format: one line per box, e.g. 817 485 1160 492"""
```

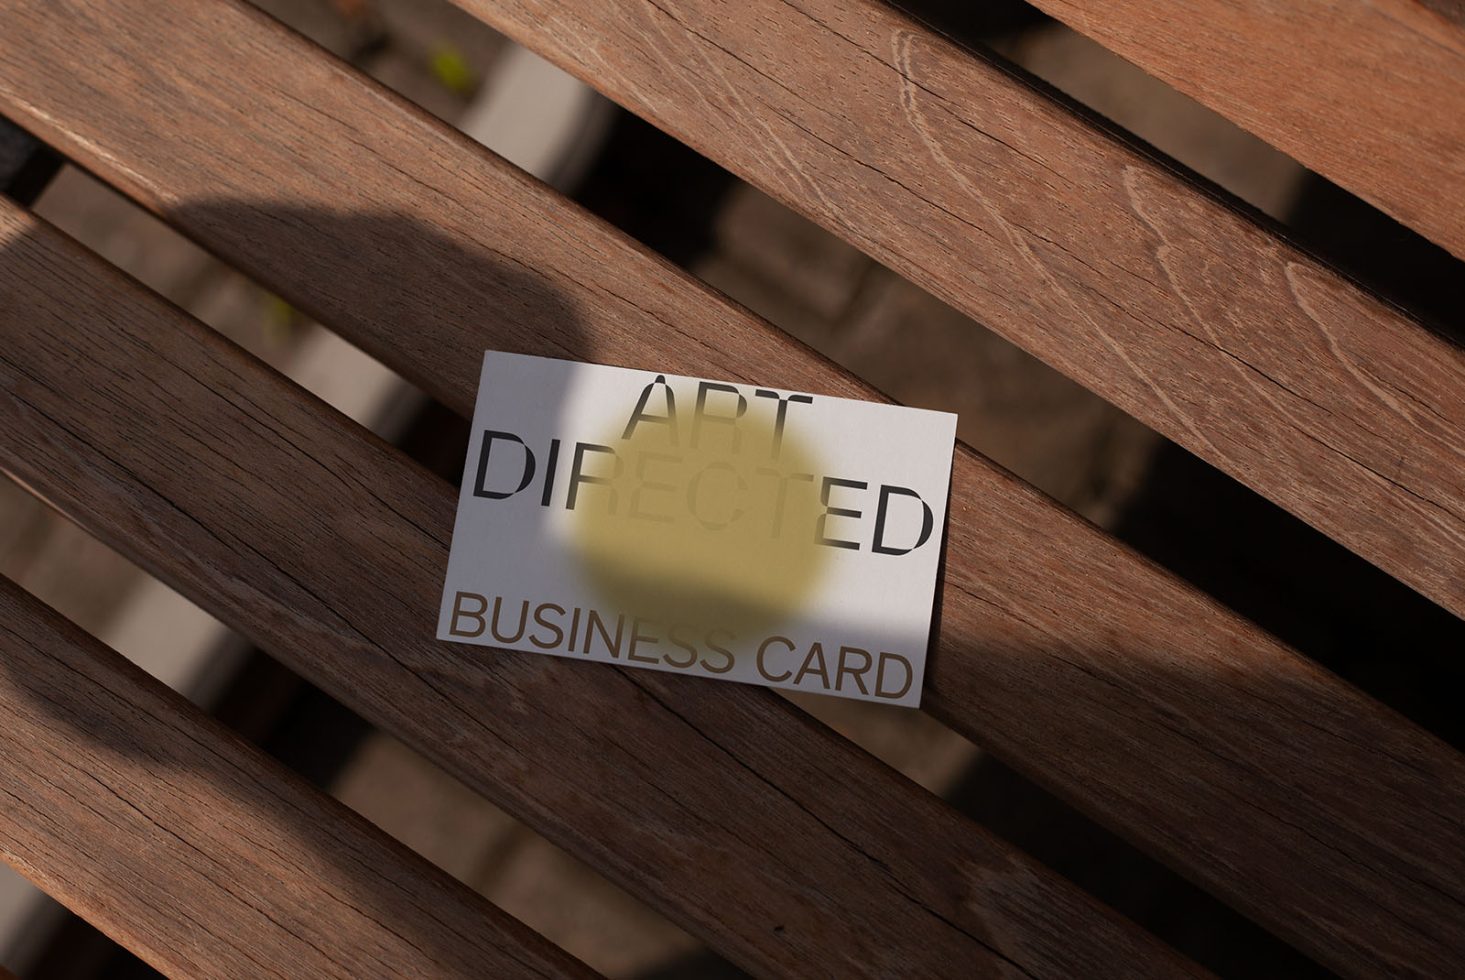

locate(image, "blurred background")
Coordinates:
2 0 1462 977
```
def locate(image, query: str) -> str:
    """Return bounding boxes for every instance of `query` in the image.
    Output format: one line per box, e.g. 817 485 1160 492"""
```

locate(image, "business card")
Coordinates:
437 352 956 707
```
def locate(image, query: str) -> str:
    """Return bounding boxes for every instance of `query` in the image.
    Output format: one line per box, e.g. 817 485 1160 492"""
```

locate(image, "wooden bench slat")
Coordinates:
0 204 1194 979
0 576 592 979
438 0 1465 620
1023 0 1465 260
0 3 1460 974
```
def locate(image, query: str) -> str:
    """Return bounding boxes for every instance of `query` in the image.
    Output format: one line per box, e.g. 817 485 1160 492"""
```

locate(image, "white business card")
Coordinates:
437 352 956 706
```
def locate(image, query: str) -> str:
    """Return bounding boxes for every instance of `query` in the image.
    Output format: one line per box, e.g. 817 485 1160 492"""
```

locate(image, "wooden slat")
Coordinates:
438 0 1465 621
1023 0 1465 260
0 576 591 979
0 206 1193 979
0 2 1460 974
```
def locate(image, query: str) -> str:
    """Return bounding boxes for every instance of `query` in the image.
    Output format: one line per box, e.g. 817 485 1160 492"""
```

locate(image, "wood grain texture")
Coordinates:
0 576 592 980
0 206 1194 979
436 0 1465 620
0 2 1460 974
1024 0 1465 259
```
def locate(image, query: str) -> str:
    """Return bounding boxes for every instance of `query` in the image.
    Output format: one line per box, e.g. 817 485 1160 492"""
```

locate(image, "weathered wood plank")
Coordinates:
433 0 1465 620
0 205 1193 978
0 576 592 979
1 3 1461 974
1023 0 1465 259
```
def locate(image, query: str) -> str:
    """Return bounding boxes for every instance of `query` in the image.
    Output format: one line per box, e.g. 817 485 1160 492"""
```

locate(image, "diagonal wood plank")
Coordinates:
0 2 1460 974
1021 0 1465 260
0 205 1194 979
435 0 1465 620
0 575 593 979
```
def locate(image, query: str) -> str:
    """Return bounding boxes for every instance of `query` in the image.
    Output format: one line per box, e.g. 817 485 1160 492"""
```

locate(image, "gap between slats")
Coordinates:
1019 0 1465 260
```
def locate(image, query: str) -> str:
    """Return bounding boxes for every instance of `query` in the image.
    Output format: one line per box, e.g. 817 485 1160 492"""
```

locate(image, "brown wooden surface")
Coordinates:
0 576 591 980
1025 0 1465 259
437 0 1465 620
0 1 1461 974
0 204 1194 979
